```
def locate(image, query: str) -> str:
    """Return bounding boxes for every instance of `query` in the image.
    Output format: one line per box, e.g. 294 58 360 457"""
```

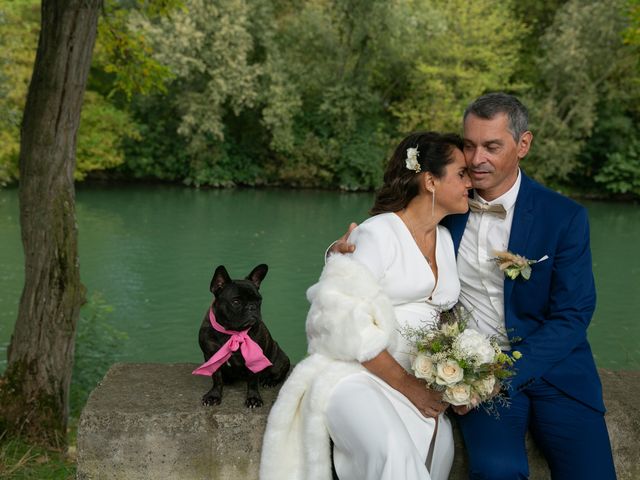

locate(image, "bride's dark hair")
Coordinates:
370 131 464 215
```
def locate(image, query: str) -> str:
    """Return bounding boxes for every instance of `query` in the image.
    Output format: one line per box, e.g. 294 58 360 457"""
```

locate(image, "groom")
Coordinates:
332 93 616 479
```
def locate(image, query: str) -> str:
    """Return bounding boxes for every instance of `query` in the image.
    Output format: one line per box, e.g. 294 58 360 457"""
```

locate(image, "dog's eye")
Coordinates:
232 299 241 306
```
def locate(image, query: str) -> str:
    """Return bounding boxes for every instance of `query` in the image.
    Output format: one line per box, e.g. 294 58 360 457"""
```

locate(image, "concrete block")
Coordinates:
77 364 639 479
77 363 277 480
599 369 640 480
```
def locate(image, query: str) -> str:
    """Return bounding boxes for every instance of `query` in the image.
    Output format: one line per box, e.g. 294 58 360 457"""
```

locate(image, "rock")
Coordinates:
77 363 276 480
77 364 639 479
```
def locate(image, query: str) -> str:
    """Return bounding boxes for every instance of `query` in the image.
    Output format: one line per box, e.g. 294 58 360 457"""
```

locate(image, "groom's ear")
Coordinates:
517 131 533 160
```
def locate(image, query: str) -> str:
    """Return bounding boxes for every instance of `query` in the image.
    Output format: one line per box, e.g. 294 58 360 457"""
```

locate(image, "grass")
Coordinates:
0 429 76 479
0 293 122 478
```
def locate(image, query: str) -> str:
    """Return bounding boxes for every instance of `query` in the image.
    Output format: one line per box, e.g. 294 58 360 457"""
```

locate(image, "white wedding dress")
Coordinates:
326 212 459 480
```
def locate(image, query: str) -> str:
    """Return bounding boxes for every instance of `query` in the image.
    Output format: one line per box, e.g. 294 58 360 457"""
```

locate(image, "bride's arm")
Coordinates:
342 220 447 417
311 219 446 417
363 350 448 418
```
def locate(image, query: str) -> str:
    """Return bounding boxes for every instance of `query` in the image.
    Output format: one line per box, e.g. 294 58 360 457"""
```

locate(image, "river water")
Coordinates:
1 185 639 371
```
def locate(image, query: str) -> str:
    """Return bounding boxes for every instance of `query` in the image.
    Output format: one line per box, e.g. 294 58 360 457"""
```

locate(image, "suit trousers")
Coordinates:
455 378 616 480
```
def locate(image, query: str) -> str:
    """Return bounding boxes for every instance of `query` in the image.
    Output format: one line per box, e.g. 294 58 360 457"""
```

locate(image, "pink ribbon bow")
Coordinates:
192 308 272 376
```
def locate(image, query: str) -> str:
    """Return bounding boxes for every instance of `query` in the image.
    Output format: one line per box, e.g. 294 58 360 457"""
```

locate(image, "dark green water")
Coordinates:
1 185 639 371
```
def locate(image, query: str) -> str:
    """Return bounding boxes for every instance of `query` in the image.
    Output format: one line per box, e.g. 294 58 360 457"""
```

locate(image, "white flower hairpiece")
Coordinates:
405 147 421 173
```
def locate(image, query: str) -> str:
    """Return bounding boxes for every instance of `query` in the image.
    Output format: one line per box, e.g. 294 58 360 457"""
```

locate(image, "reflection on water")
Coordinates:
0 186 639 372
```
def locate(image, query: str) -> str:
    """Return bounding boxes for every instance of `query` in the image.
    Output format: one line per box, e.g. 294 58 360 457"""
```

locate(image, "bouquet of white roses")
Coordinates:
403 307 521 413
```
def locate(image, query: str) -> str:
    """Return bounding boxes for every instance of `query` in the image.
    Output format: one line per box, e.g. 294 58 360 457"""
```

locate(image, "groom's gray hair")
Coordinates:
464 93 529 143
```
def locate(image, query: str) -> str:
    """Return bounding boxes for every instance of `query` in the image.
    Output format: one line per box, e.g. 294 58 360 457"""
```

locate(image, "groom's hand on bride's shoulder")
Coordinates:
328 222 358 256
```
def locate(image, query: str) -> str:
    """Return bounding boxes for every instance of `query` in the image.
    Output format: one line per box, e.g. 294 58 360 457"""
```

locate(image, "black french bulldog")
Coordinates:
197 264 290 408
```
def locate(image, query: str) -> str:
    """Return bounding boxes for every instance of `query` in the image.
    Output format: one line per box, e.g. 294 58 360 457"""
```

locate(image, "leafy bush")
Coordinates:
595 139 640 196
70 293 127 418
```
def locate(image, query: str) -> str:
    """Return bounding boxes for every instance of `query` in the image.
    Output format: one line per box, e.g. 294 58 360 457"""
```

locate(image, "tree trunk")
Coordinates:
0 0 101 449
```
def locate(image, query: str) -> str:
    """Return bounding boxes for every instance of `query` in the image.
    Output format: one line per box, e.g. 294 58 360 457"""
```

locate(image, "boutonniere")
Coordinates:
492 251 549 280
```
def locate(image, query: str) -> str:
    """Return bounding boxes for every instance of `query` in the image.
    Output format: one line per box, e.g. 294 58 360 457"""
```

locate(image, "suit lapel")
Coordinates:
504 173 535 306
448 211 470 255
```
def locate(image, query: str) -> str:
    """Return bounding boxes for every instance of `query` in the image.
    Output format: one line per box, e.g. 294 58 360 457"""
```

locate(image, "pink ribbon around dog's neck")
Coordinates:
192 308 272 376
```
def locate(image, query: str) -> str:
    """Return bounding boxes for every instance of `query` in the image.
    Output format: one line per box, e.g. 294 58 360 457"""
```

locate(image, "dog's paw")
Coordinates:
202 394 222 406
245 396 264 408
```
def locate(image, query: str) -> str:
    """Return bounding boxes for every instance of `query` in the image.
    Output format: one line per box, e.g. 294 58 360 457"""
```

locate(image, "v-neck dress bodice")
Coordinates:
347 212 460 370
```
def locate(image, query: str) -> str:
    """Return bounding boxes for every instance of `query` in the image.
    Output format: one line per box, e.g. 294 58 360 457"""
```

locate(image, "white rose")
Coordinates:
444 384 472 406
412 353 436 382
455 329 496 364
435 360 464 386
473 375 496 398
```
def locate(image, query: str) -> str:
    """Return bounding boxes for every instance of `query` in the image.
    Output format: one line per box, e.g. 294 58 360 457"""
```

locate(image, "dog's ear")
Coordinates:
210 265 231 295
246 264 268 289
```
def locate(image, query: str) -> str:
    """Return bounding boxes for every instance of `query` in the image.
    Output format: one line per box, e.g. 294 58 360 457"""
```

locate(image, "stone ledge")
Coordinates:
76 364 640 479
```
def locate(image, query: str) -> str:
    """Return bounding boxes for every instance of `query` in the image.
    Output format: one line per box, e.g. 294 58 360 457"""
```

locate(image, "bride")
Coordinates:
260 131 472 480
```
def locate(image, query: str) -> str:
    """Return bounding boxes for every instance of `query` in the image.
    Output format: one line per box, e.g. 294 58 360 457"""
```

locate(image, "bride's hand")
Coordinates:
402 374 449 418
451 404 472 416
362 351 447 418
328 223 358 255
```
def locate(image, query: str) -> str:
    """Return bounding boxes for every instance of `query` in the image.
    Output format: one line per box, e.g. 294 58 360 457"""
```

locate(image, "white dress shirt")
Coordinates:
457 171 522 349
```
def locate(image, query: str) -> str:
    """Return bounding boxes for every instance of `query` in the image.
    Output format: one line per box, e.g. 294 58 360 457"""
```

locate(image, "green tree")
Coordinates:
524 0 639 185
0 0 174 185
0 0 182 450
127 0 534 190
76 91 140 180
262 0 528 189
624 0 640 45
0 1 40 185
593 139 640 195
511 0 568 82
118 89 192 182
587 0 640 196
95 0 176 100
131 0 262 186
0 0 101 449
392 0 527 133
260 0 406 189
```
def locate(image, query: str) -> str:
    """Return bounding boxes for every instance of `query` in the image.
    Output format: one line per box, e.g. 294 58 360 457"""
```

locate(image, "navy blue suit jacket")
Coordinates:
442 172 604 412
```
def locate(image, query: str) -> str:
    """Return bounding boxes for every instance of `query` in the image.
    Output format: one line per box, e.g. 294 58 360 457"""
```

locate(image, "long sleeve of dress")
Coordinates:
306 223 398 363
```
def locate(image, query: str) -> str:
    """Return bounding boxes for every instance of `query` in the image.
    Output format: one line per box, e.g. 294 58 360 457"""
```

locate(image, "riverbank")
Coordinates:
2 176 639 202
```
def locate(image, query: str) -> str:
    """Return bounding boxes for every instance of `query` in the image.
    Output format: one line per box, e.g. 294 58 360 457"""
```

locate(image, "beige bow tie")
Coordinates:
468 198 507 219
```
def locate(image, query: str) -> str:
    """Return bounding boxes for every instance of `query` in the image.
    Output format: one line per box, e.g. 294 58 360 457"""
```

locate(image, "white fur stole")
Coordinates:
259 255 398 480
